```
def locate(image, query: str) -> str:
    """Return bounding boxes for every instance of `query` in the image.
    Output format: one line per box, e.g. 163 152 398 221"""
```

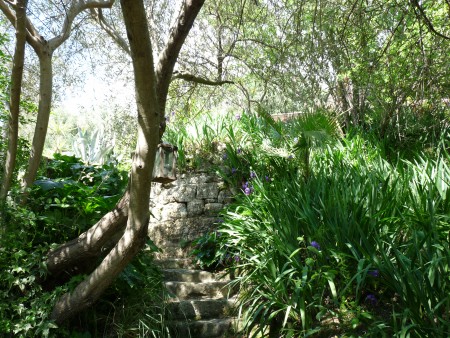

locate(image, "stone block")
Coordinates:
187 199 205 216
196 183 219 199
172 184 197 203
161 202 187 220
149 206 162 222
205 203 224 216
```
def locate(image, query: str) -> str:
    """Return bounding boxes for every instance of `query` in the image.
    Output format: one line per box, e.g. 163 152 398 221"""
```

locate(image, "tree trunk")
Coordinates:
0 0 27 200
48 0 206 323
155 0 206 136
45 192 129 280
51 0 160 323
21 51 52 195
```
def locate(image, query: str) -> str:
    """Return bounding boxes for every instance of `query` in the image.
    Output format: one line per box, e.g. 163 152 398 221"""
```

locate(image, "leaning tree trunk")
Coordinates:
47 0 206 323
20 51 52 196
51 0 160 323
0 0 27 200
45 191 129 282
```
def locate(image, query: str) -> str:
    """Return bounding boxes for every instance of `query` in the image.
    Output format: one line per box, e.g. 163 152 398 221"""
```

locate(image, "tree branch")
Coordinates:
155 0 205 117
90 7 130 55
410 0 450 40
50 0 115 50
172 71 234 86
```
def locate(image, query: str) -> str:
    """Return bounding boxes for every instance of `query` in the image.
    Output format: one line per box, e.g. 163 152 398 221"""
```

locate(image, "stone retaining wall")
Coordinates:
148 171 233 260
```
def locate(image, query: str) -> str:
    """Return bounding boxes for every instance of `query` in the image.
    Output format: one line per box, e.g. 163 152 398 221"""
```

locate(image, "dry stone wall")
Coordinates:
148 171 234 260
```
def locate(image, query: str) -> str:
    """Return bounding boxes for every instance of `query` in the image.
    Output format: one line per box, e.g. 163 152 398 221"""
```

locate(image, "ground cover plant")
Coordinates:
0 154 167 337
192 112 450 337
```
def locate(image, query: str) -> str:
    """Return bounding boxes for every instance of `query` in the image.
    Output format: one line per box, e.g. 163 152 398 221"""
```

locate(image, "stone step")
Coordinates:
155 258 195 269
168 317 240 338
165 281 236 300
166 298 237 320
154 246 191 260
163 268 231 283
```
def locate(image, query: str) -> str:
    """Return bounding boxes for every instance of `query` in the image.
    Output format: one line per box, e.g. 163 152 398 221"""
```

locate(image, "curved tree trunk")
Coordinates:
48 0 206 323
45 191 129 279
51 0 160 323
0 0 27 200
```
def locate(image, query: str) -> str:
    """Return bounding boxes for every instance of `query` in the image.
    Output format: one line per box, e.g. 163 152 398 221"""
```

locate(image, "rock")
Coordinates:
161 202 188 220
197 183 219 199
205 203 224 216
187 199 205 216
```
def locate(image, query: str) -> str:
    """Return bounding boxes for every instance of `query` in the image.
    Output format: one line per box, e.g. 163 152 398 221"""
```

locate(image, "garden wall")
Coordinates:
148 171 234 260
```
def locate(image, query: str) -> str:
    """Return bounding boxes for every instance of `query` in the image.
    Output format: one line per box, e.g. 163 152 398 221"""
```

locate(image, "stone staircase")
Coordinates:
156 258 240 338
148 174 240 337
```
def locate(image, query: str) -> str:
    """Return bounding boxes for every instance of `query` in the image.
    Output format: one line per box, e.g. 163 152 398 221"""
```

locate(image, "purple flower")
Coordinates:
244 187 252 195
231 168 237 174
288 155 294 159
237 148 242 154
265 175 270 182
368 270 379 278
222 153 228 160
234 255 240 262
235 114 241 120
310 241 321 250
250 171 256 179
365 294 377 306
171 111 176 116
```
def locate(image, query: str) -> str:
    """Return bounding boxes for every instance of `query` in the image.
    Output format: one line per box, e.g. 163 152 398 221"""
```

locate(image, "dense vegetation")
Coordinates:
0 0 449 336
187 111 450 337
0 154 168 336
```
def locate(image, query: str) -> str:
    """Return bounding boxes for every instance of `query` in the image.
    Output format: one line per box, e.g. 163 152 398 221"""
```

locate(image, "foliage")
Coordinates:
164 110 237 172
0 153 131 336
191 223 241 272
24 154 128 244
72 127 115 165
0 204 62 337
195 115 450 337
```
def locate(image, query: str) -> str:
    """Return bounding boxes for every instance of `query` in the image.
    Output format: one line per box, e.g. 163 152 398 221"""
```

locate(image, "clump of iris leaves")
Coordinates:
190 111 450 337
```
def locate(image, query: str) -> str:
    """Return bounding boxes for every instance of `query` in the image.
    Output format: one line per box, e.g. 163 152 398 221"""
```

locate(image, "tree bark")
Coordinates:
39 0 206 322
155 0 206 136
46 0 207 278
0 0 27 200
0 0 115 199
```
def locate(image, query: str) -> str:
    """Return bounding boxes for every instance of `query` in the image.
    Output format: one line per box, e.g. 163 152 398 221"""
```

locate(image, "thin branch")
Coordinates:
410 0 450 40
90 8 130 55
155 0 205 120
172 71 233 86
